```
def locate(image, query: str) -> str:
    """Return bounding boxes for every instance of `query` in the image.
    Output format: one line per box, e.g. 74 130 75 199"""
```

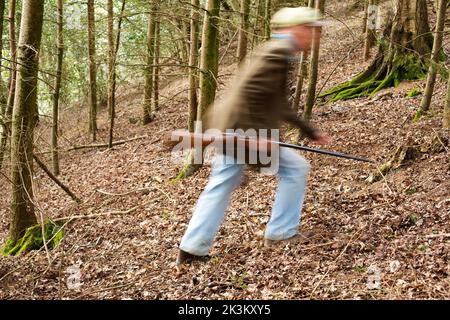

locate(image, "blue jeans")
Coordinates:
179 147 310 256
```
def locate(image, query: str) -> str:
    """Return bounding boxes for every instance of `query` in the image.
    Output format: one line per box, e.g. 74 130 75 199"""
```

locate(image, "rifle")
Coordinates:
166 130 375 163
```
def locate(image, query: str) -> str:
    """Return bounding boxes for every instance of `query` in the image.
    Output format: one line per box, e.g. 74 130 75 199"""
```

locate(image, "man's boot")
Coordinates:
176 249 210 266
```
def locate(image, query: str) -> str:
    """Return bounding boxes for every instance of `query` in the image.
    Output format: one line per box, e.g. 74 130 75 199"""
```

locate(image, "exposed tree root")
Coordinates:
320 50 428 102
366 135 448 183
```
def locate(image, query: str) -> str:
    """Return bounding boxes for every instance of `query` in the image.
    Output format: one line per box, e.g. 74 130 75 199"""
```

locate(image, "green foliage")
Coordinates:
407 87 422 98
2 219 64 256
232 272 249 290
354 265 367 273
413 109 423 122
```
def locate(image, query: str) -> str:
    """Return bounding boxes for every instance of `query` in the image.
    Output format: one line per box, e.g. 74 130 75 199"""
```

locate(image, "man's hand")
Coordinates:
312 132 332 146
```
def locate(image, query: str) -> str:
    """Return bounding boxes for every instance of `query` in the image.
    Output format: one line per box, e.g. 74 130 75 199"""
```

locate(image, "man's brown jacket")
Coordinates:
205 38 317 139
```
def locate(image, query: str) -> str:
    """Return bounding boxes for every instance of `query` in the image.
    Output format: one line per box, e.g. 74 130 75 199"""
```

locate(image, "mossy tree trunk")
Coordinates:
10 0 45 243
87 0 98 141
416 0 446 119
188 0 199 133
142 0 157 125
321 0 433 102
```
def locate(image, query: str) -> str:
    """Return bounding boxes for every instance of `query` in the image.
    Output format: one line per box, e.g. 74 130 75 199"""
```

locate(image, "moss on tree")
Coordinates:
2 219 63 256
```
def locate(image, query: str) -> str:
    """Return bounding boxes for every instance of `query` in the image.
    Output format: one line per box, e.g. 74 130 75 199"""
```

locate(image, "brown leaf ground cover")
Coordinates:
0 1 449 299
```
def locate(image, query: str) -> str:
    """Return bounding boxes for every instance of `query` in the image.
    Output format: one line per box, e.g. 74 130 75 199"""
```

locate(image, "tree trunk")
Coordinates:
197 0 220 124
51 0 63 175
107 0 114 121
416 0 446 118
142 1 157 125
293 52 308 112
9 0 45 243
321 0 433 102
107 0 125 148
292 0 314 115
362 0 368 34
188 0 199 133
0 0 6 111
87 0 98 141
304 0 325 120
250 0 261 50
0 0 17 169
444 76 450 129
0 0 8 170
153 17 160 111
264 0 271 41
237 0 249 64
363 0 377 61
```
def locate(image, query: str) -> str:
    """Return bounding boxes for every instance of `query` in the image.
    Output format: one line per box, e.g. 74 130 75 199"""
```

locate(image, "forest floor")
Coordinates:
0 2 449 299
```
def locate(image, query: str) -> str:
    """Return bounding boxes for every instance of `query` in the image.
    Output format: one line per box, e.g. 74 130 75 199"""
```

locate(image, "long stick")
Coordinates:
169 131 375 163
221 132 375 163
276 141 374 163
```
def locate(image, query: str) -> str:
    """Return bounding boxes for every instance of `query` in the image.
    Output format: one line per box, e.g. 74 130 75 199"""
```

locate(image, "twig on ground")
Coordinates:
34 155 81 203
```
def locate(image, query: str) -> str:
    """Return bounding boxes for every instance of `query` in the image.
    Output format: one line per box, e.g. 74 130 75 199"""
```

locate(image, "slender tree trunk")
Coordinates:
304 0 325 120
264 0 271 41
0 0 8 170
10 0 45 243
142 1 156 124
250 0 261 50
293 52 307 111
51 0 64 175
188 0 199 133
417 0 446 117
197 0 220 124
0 0 17 169
292 0 314 116
444 76 450 129
181 19 190 67
153 18 160 111
87 0 97 141
362 0 368 34
107 0 126 148
107 0 114 120
237 0 249 64
0 0 6 111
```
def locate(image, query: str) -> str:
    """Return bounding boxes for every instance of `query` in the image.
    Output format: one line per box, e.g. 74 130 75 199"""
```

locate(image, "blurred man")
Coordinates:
177 7 331 265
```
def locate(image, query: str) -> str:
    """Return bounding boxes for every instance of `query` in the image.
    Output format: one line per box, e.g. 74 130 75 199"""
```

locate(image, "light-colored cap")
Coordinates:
270 7 325 29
